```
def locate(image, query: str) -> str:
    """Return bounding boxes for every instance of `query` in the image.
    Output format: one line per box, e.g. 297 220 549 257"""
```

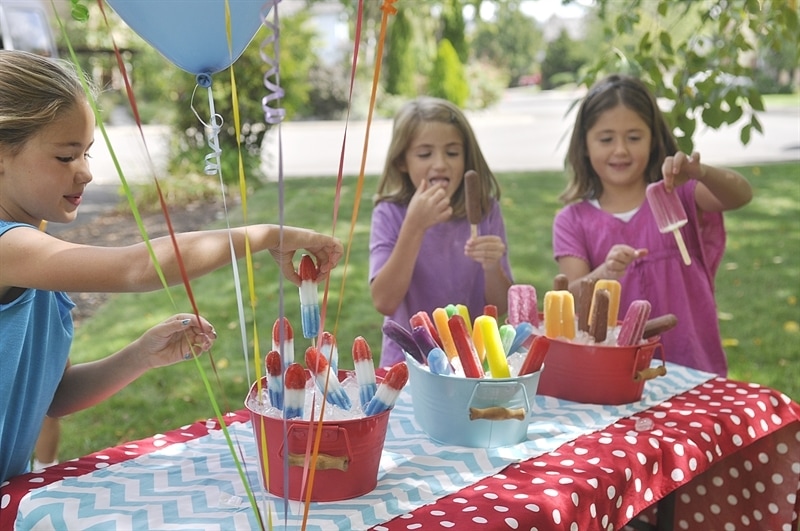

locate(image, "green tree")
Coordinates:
471 1 543 86
429 38 469 106
441 0 468 63
540 29 587 89
384 7 417 97
579 0 799 152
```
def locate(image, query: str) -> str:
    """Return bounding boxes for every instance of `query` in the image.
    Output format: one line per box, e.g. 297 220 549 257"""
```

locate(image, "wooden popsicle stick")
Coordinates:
673 229 691 265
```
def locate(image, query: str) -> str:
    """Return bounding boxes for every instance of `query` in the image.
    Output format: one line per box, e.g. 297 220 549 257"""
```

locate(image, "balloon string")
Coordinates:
79 1 262 526
326 0 364 341
332 0 397 339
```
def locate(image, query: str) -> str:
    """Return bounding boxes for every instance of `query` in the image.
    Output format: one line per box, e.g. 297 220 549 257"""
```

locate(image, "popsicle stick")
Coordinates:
673 229 692 265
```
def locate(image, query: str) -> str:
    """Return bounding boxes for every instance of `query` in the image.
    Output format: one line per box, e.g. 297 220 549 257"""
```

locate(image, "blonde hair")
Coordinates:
0 50 95 155
374 97 500 219
561 74 678 204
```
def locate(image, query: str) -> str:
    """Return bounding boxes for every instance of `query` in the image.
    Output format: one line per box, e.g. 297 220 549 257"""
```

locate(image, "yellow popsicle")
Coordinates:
474 315 511 378
591 279 621 327
544 290 576 340
456 304 472 335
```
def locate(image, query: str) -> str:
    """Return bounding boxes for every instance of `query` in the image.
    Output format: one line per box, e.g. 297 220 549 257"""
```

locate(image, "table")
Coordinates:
2 365 799 530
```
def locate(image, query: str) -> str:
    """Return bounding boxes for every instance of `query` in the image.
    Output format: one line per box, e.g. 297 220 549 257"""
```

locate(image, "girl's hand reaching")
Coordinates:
464 235 507 271
601 244 648 280
662 151 704 192
134 313 217 369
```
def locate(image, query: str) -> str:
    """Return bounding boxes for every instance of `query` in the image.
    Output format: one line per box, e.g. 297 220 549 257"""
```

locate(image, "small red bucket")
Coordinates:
245 372 390 501
537 336 665 404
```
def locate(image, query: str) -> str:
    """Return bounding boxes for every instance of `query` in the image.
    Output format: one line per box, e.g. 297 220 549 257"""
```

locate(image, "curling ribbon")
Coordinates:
260 0 286 125
58 1 264 526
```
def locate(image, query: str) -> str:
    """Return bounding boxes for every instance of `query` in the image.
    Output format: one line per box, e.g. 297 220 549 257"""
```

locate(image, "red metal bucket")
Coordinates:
537 336 665 404
245 372 390 501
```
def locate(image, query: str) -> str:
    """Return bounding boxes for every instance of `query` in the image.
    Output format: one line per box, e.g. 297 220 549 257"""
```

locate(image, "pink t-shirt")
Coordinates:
370 200 512 367
553 181 729 375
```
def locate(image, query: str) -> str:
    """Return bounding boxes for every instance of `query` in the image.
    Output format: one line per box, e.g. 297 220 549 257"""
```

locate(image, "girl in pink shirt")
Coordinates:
553 74 752 375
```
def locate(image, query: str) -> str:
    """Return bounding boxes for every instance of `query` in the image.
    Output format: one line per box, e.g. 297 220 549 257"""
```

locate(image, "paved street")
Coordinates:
87 89 799 184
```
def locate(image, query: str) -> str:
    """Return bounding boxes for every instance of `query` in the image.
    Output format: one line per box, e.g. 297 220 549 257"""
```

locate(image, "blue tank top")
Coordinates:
0 220 74 482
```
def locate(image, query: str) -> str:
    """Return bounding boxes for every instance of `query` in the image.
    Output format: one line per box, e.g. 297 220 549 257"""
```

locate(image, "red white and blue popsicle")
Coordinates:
266 350 284 410
305 346 351 410
364 362 409 416
271 316 295 369
298 254 321 339
319 330 339 373
283 362 306 419
352 336 377 408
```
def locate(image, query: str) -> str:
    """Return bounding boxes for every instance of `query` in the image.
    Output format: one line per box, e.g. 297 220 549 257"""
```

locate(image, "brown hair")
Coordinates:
0 50 95 155
373 97 500 219
560 74 678 204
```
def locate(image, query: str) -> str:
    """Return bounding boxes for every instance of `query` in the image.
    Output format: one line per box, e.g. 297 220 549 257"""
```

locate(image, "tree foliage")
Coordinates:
471 1 543 86
579 0 799 152
429 39 469 106
383 7 417 97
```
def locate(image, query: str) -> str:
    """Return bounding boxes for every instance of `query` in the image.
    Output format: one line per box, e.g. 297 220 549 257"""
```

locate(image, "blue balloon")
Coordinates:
106 0 270 75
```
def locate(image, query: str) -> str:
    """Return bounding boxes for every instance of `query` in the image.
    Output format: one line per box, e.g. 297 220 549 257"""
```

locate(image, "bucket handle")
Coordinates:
466 380 530 422
280 424 352 471
633 342 667 382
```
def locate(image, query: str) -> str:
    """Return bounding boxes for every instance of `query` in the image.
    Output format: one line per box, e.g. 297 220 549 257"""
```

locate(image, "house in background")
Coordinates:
0 0 58 57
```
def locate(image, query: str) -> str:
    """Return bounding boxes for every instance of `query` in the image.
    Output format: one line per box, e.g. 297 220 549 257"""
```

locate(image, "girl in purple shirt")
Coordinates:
553 74 752 375
369 97 513 366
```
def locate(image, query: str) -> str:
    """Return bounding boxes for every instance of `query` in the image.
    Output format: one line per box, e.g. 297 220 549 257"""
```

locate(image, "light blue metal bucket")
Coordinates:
405 354 542 448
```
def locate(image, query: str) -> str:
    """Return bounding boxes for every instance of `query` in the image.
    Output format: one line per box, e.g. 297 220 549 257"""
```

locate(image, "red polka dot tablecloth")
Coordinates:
371 378 800 531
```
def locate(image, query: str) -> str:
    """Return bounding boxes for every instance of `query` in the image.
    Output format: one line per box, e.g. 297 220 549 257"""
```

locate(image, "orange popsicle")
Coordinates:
590 279 621 328
543 290 575 340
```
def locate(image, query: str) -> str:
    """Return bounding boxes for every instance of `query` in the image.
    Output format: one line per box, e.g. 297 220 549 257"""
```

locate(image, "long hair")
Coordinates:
0 50 96 155
374 97 500 219
560 74 678 204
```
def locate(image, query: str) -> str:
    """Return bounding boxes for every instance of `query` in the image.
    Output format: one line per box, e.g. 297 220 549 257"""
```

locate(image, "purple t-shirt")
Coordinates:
370 200 512 367
553 181 729 375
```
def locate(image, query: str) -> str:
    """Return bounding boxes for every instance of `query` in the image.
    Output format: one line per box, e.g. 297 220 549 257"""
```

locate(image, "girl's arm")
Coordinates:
48 313 215 417
662 152 753 213
558 246 646 296
0 224 342 294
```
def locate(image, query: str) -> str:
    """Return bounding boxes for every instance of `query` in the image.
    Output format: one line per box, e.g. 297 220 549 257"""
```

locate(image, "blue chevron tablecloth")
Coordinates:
13 363 714 531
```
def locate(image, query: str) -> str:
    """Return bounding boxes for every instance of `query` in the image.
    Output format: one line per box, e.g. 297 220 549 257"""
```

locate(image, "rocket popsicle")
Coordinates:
646 181 692 266
283 362 306 419
464 169 482 238
305 346 351 410
265 350 284 410
364 362 409 416
352 336 377 408
319 330 339 373
298 254 321 339
271 317 294 368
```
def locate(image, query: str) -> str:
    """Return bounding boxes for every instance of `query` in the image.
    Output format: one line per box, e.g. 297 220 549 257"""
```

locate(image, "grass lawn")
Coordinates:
59 162 799 461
